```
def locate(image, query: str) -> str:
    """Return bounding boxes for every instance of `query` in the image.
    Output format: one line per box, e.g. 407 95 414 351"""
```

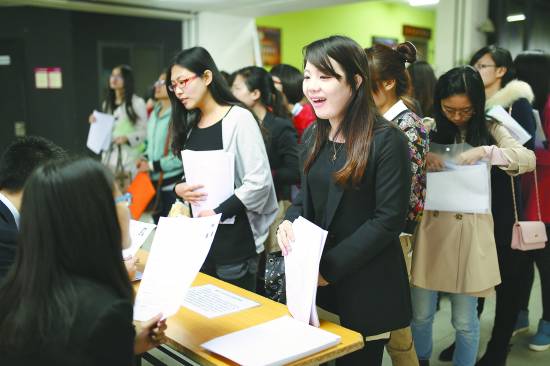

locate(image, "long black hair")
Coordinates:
470 45 515 88
0 158 133 352
270 64 304 104
234 66 290 119
166 47 244 155
514 50 550 115
303 35 380 187
104 64 139 124
408 61 437 118
432 66 495 147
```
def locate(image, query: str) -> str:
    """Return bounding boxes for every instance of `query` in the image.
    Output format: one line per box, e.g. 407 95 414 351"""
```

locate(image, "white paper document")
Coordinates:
86 110 114 154
533 109 547 148
201 315 341 366
122 220 156 259
487 105 532 145
425 163 491 214
182 149 235 224
285 217 328 327
182 284 260 318
133 215 220 321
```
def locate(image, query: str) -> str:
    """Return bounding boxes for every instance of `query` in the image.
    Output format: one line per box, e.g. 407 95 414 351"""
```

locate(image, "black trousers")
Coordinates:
152 189 178 224
518 226 550 321
329 339 387 366
481 243 531 361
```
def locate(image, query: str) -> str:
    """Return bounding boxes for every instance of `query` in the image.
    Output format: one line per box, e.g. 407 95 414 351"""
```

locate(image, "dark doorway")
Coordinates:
0 38 28 150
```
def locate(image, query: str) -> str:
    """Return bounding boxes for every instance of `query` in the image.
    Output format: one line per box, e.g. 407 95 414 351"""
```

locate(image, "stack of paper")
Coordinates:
182 284 260 318
285 217 328 327
425 162 491 213
181 150 235 224
487 105 532 145
86 110 114 154
122 220 156 259
133 215 221 321
201 315 341 366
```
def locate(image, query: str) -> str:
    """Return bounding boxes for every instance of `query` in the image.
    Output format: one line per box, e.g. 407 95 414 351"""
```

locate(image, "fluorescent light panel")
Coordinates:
506 14 526 22
409 0 439 6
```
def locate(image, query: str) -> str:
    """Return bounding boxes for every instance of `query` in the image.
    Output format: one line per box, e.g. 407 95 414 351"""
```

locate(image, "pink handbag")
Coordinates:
510 170 547 250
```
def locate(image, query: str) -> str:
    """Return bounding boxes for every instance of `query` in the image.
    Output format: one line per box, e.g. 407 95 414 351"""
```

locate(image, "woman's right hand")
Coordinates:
174 182 207 205
426 152 445 172
88 113 96 124
277 220 295 256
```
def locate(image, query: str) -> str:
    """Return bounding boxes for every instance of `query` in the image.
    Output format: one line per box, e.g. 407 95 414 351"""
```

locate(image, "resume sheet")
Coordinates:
425 162 491 213
122 220 156 259
285 217 328 327
487 105 531 145
133 215 221 321
86 110 114 154
201 315 341 366
181 149 235 224
182 284 260 318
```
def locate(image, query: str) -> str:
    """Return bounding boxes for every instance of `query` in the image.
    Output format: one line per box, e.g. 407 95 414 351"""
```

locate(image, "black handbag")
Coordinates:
264 251 286 304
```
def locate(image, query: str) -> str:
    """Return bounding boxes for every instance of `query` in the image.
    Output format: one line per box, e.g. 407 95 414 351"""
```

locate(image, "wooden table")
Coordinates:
135 250 364 365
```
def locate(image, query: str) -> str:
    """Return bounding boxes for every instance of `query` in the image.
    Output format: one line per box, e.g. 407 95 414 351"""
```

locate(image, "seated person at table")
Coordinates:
0 136 66 281
0 158 166 365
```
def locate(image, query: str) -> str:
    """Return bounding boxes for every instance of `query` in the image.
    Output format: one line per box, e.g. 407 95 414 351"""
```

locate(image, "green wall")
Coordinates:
256 0 436 69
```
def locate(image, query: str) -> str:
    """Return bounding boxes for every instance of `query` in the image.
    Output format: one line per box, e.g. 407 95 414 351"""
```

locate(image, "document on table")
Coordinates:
182 284 260 318
122 220 156 259
133 215 221 321
425 162 491 213
201 315 341 366
86 110 114 154
487 105 531 145
181 149 235 224
285 217 328 327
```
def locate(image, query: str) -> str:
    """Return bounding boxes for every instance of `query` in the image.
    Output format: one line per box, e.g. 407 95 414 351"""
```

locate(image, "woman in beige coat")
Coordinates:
410 66 535 366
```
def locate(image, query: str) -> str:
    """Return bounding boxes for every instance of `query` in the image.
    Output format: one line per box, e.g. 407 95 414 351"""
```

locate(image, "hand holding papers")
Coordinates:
285 217 328 327
86 110 114 154
133 215 221 321
122 220 156 259
425 143 491 214
181 150 235 224
201 315 341 366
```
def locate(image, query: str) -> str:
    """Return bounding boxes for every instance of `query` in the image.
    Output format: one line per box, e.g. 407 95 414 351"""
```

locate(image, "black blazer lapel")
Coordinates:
325 179 344 228
0 201 16 228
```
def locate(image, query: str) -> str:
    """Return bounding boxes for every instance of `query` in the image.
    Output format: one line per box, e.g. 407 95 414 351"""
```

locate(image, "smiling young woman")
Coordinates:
276 35 413 366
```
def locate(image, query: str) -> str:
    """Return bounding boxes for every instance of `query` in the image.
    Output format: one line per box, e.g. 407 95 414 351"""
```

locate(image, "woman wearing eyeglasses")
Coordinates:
437 46 539 365
410 66 535 366
89 65 148 189
169 47 278 291
136 72 183 223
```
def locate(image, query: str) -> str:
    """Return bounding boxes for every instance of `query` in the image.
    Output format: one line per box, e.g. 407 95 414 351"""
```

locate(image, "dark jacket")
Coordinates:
285 118 413 336
0 200 17 281
263 112 300 201
1 277 135 366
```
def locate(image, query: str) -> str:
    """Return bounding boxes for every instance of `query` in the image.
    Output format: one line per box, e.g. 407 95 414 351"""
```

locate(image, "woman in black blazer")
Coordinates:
0 158 166 365
277 36 412 365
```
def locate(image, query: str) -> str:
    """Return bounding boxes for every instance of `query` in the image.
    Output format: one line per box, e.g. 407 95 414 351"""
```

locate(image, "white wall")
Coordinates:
434 0 489 75
193 12 262 73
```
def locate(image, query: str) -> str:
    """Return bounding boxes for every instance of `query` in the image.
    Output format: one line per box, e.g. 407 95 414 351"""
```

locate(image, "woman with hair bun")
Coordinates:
366 41 428 366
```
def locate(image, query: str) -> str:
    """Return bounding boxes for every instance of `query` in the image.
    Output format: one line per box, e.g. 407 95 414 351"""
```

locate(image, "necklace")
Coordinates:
330 141 344 162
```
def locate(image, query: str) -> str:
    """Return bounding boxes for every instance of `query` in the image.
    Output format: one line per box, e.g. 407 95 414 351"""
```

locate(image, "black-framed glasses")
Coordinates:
154 79 166 87
441 105 475 118
168 74 199 92
474 63 497 71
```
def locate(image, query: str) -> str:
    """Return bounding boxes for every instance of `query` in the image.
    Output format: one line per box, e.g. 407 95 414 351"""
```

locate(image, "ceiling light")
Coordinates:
409 0 440 6
506 14 526 22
